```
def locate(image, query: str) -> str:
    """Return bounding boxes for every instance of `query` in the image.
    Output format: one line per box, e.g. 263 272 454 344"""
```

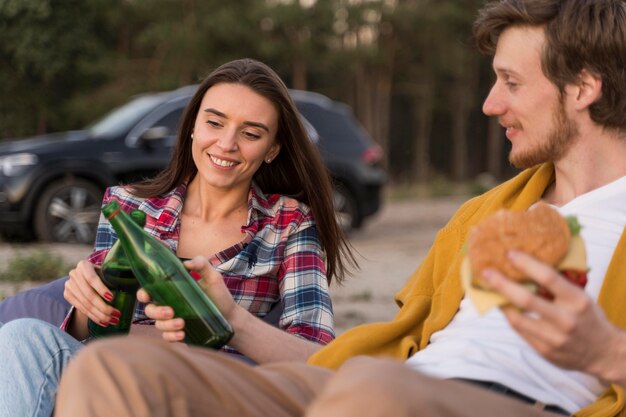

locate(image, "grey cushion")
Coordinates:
0 276 71 327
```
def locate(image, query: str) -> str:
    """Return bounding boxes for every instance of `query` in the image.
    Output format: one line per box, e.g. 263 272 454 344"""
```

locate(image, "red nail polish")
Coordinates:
104 292 113 302
190 271 201 281
99 321 109 327
111 310 121 318
109 317 120 325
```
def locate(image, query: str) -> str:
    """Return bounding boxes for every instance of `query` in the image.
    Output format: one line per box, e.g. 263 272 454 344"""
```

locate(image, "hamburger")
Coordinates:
461 202 588 314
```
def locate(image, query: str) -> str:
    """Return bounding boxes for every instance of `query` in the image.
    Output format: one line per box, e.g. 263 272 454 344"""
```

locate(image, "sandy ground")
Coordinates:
330 196 465 334
0 196 466 335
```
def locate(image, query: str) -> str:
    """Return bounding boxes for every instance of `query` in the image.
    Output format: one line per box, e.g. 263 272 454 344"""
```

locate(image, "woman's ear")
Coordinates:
266 143 281 163
573 69 602 111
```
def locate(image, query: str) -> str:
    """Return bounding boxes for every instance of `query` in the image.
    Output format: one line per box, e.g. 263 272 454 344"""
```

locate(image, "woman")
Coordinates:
0 58 355 417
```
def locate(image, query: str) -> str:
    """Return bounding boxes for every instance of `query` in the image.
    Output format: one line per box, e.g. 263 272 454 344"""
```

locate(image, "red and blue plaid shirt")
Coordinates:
80 182 334 345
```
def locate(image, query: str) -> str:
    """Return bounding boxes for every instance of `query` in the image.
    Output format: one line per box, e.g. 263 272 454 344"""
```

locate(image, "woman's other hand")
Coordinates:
138 289 185 342
64 260 120 338
140 256 238 343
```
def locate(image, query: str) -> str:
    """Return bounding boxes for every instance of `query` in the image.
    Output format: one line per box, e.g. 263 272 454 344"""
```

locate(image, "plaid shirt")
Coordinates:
66 182 334 345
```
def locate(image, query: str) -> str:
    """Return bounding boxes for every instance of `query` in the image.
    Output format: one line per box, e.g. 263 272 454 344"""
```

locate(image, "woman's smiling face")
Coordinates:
191 82 280 192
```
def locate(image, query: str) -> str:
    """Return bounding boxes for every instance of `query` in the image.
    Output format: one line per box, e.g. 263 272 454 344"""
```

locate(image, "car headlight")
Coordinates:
0 153 39 176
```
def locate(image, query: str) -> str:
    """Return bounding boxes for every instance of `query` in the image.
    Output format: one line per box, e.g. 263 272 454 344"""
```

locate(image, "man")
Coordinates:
54 1 626 416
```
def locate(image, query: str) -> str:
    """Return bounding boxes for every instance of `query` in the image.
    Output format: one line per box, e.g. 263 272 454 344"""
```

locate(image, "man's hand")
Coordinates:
138 256 239 343
482 250 626 387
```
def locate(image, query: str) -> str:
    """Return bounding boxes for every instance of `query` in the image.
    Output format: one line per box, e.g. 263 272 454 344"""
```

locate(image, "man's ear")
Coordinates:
573 69 602 110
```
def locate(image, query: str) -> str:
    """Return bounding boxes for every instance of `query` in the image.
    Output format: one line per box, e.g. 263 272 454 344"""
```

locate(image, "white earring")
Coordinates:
266 158 272 163
191 132 194 140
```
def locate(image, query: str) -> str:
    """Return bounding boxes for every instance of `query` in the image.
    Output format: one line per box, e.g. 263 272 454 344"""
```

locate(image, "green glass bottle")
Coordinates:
87 210 146 338
101 200 234 349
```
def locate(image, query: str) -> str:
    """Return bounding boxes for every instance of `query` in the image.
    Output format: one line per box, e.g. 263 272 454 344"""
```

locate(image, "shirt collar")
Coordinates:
138 183 187 233
248 182 276 217
140 181 276 235
243 182 277 234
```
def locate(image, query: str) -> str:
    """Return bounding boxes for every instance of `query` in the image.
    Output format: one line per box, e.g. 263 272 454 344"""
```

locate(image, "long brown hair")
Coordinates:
130 58 356 283
474 0 626 132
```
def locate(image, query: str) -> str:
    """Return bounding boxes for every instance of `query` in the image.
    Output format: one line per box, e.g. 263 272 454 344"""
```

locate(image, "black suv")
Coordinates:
0 86 387 243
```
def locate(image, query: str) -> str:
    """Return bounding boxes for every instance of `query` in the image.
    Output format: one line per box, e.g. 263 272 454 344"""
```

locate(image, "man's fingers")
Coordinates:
501 306 568 358
507 251 580 300
502 306 557 343
482 267 571 326
482 267 546 310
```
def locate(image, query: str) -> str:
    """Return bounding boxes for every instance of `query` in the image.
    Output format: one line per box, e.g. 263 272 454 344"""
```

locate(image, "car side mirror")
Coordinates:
139 126 170 141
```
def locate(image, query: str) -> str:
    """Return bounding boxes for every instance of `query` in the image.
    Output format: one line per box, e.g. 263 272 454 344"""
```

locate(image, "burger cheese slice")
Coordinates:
461 202 588 314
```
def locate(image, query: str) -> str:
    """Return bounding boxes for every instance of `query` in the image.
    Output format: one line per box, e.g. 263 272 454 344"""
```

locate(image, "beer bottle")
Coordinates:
87 209 146 338
101 200 234 349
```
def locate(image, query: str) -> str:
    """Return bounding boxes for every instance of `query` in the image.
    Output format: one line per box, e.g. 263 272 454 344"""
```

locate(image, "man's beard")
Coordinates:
509 97 578 169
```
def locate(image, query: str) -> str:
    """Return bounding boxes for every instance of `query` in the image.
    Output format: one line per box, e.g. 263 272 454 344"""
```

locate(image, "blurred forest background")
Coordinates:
0 0 517 185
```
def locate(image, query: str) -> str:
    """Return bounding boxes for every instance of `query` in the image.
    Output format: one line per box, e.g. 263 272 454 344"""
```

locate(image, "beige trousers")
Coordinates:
54 337 569 417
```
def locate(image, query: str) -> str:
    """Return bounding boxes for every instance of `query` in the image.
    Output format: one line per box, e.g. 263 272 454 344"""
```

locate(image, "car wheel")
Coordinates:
34 178 103 244
333 184 361 233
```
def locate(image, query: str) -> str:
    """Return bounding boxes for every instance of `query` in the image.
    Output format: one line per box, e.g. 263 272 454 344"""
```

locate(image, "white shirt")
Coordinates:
405 175 626 414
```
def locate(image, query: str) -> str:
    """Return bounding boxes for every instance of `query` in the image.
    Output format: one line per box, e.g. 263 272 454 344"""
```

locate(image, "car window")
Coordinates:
142 107 184 148
151 107 183 133
298 104 369 146
88 95 165 138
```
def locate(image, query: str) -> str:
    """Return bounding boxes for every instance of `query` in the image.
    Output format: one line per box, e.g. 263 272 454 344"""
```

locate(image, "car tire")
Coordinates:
34 178 103 244
333 184 361 233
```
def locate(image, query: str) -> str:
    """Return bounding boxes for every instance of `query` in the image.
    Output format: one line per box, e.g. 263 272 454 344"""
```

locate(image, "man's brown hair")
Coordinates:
474 0 626 132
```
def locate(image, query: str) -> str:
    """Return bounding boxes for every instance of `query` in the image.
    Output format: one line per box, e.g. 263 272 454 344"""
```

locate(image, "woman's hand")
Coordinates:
64 260 120 335
137 288 184 342
140 256 239 343
190 256 238 318
482 250 626 385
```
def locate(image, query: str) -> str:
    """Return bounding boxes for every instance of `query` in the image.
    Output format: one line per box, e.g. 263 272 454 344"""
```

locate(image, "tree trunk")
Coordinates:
291 54 307 90
451 87 469 181
374 30 396 167
413 81 434 182
451 54 480 181
353 65 370 132
38 79 49 134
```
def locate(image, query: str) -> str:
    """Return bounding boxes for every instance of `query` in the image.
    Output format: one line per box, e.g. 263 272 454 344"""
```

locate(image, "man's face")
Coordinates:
482 26 578 168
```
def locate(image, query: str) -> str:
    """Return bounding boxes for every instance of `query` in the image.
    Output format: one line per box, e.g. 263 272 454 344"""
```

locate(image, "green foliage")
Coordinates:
469 181 491 196
429 175 456 198
0 0 114 136
0 250 71 283
469 173 498 196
